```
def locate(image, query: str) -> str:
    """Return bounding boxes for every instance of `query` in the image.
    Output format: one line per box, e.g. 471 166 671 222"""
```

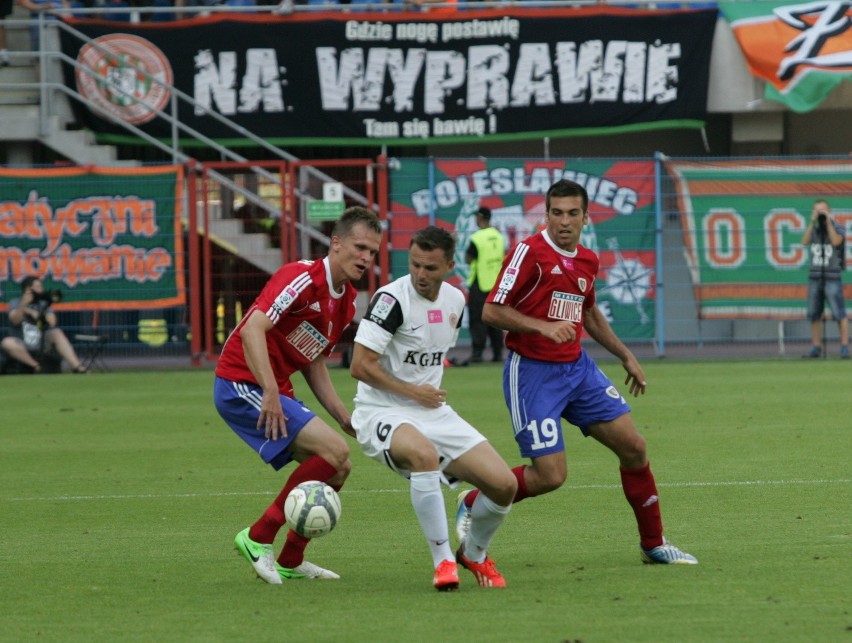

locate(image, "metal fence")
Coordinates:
2 154 850 373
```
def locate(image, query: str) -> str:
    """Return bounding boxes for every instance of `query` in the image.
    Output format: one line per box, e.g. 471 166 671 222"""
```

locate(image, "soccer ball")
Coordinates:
283 480 341 538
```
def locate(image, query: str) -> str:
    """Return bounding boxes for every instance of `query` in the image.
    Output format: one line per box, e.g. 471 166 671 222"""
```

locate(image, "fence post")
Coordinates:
186 160 204 366
654 151 665 357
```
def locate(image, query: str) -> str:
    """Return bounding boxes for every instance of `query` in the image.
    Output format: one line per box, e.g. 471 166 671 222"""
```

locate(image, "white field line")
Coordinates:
6 478 850 502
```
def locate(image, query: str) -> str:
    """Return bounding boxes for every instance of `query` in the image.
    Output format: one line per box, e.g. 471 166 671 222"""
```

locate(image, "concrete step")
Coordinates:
0 65 39 104
0 103 137 165
208 218 282 275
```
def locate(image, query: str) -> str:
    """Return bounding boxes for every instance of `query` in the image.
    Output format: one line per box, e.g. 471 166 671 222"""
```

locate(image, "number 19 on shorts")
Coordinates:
526 418 560 451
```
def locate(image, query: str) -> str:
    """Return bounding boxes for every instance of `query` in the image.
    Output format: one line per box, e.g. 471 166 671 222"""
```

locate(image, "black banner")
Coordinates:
61 7 717 145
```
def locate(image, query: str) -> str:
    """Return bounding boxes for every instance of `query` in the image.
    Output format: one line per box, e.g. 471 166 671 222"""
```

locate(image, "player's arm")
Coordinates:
483 302 576 344
349 342 446 409
240 309 288 439
300 356 354 437
583 305 647 397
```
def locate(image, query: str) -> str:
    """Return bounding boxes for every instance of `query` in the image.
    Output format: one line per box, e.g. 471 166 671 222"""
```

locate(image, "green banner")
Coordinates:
0 166 185 311
667 159 852 318
390 158 657 339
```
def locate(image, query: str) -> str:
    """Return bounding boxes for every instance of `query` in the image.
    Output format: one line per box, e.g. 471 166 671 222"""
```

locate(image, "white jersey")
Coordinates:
353 275 464 409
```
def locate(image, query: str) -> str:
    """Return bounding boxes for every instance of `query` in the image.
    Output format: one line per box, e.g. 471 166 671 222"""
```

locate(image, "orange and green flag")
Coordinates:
720 0 852 112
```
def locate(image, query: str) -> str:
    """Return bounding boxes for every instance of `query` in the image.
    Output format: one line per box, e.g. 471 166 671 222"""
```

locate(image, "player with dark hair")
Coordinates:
350 225 516 591
456 179 697 565
214 206 383 584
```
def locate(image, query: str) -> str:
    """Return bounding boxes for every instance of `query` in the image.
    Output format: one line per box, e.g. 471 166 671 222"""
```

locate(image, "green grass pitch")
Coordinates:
1 360 849 642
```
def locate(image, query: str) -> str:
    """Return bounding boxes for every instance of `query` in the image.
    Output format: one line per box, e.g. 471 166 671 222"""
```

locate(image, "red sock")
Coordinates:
277 530 310 569
620 462 663 550
463 465 532 508
249 455 338 544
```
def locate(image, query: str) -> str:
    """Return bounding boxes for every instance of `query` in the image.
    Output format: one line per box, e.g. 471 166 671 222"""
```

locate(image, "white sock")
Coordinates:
463 493 512 563
410 471 453 568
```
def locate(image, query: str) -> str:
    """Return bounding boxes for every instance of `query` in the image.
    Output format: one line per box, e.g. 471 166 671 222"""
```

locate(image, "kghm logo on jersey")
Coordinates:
549 291 583 322
75 34 173 125
287 322 329 361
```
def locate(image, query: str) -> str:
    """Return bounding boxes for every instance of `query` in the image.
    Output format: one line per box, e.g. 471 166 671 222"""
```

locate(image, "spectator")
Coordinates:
16 0 68 51
465 206 505 363
1 276 88 374
801 199 849 359
1 0 13 66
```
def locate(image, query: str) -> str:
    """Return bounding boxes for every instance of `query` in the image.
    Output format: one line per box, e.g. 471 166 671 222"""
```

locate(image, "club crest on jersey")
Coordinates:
427 310 443 324
548 291 584 322
286 321 329 361
578 278 587 292
370 293 396 322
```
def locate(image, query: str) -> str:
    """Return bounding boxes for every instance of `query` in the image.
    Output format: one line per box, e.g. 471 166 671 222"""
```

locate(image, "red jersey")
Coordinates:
215 257 357 397
487 230 598 363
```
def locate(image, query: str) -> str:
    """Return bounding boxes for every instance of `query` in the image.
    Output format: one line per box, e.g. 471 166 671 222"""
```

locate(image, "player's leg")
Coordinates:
446 442 514 587
214 379 345 582
389 423 458 589
588 415 696 564
265 413 350 578
504 352 571 497
460 354 570 514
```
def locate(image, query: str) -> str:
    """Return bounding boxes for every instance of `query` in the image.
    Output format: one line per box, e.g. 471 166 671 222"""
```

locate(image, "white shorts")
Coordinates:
351 403 487 486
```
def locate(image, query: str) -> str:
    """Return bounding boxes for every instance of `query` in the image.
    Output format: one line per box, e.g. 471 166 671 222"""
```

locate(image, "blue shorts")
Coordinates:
806 278 847 322
213 377 316 470
502 350 630 459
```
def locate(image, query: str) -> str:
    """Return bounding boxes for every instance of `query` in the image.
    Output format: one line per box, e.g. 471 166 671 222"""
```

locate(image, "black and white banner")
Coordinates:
61 7 717 145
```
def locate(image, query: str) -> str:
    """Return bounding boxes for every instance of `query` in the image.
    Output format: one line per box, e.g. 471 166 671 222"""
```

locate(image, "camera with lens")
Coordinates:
33 288 63 304
817 211 828 227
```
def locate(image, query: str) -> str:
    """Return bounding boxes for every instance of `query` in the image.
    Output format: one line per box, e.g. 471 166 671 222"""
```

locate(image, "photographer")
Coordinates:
801 200 849 359
1 276 88 374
